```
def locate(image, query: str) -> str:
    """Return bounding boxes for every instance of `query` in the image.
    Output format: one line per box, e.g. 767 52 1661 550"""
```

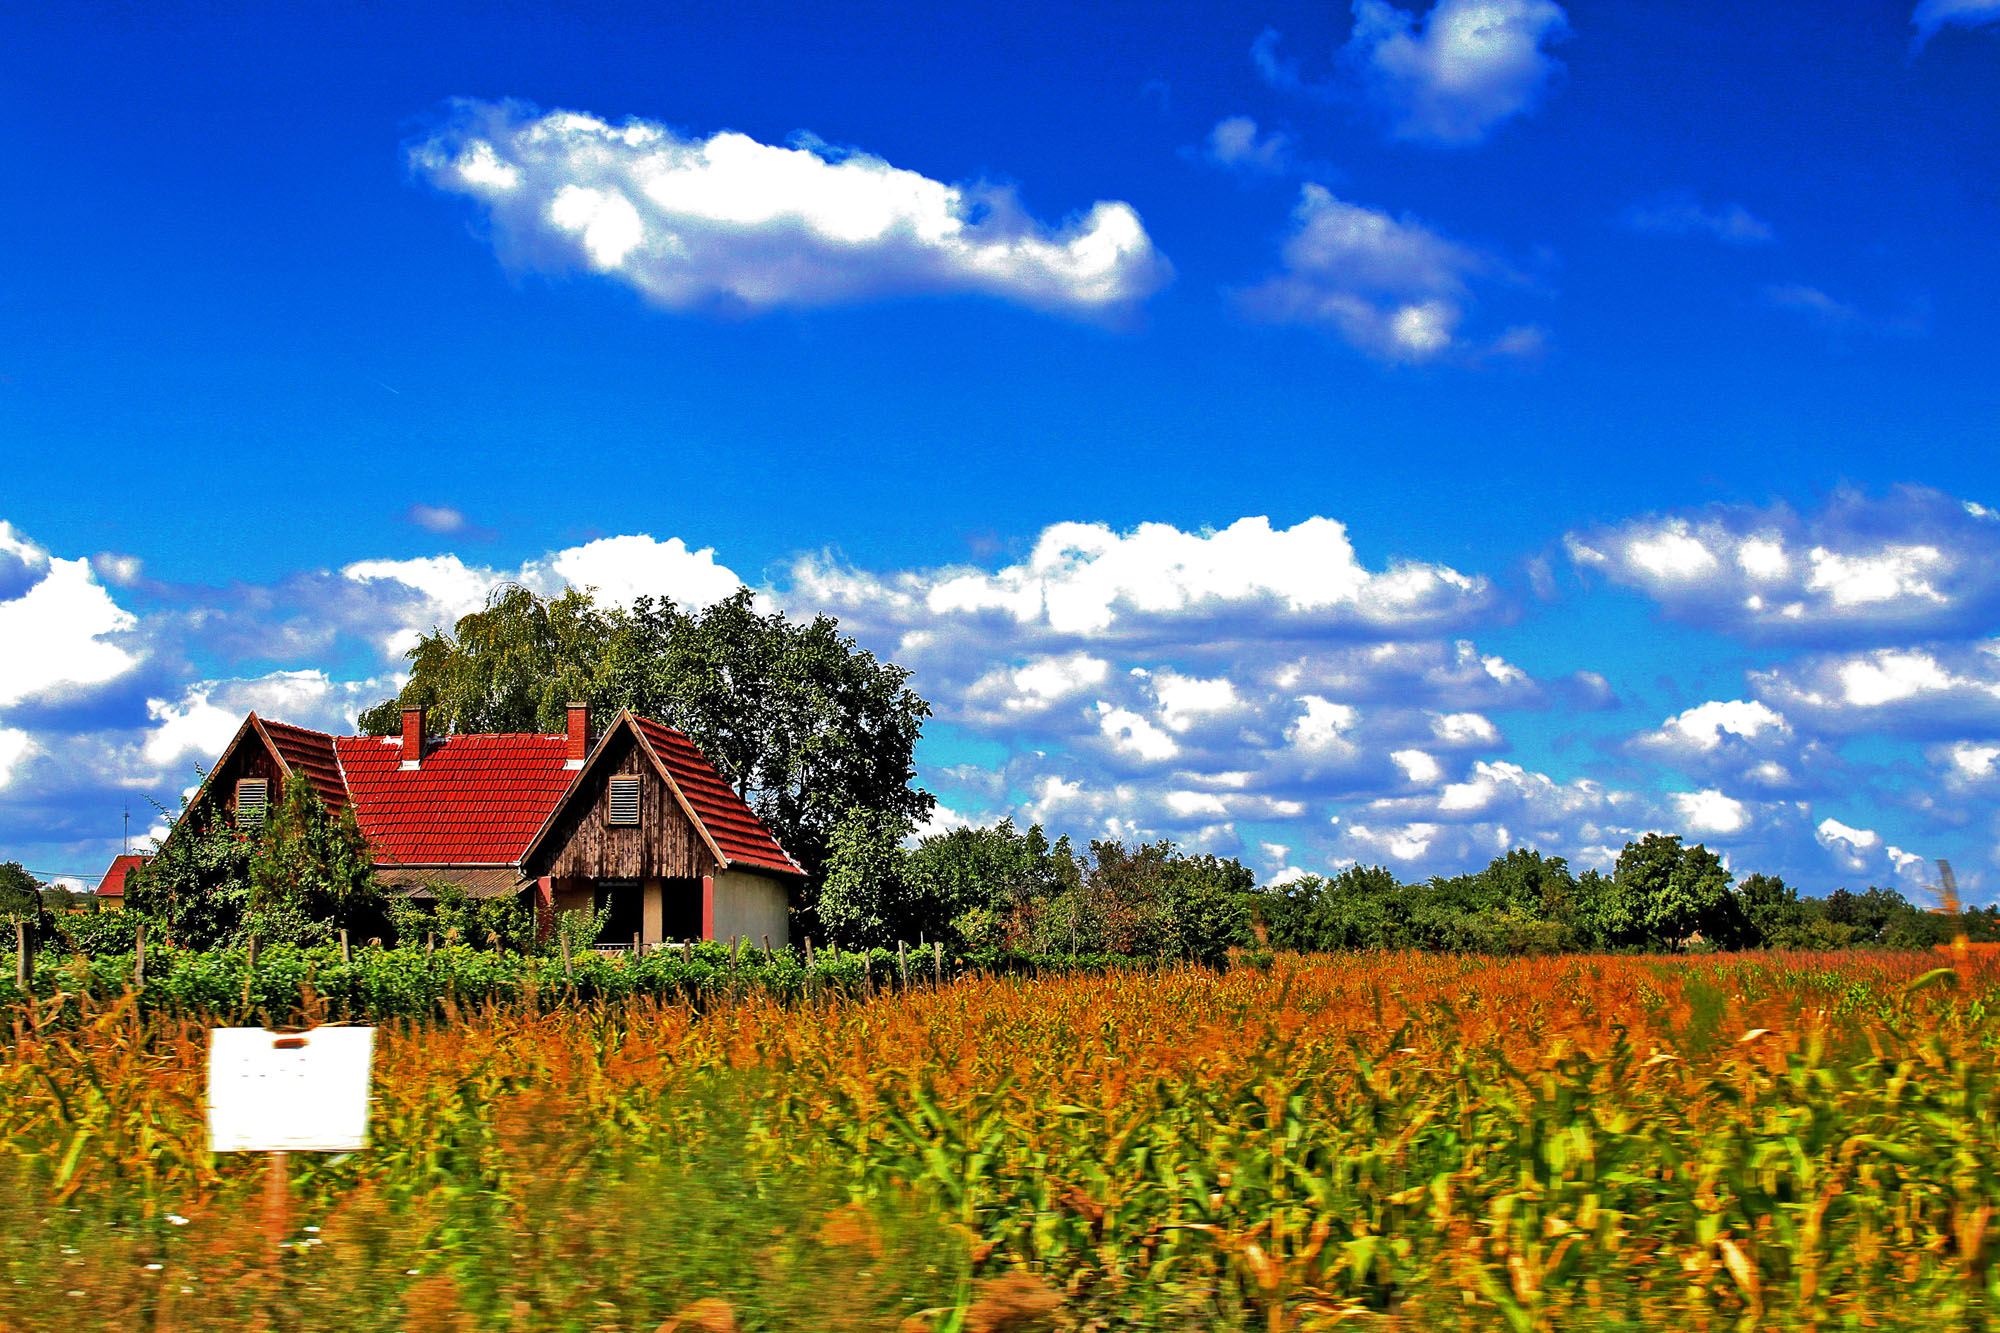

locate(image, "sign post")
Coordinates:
207 1026 375 1247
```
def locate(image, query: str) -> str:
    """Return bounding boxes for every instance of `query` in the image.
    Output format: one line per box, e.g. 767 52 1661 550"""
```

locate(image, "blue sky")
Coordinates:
3 0 1999 900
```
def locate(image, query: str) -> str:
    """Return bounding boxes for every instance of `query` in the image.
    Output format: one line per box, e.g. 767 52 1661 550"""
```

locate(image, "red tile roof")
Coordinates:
261 719 348 810
334 733 575 866
632 716 803 876
97 853 147 897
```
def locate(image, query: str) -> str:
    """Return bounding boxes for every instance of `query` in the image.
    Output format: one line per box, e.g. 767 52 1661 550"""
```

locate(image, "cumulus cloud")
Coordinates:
1198 116 1296 173
1259 0 1569 145
792 514 1496 647
1913 0 2000 47
1815 817 1925 883
412 100 1170 319
1566 486 2000 644
1234 184 1546 363
1623 192 1773 245
1630 699 1836 792
0 522 140 708
143 671 396 769
1751 643 2000 737
0 728 33 791
1347 0 1568 144
341 534 747 658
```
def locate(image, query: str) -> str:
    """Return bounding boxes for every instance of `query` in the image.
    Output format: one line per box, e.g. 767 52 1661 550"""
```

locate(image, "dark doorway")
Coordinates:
596 881 642 944
662 876 703 942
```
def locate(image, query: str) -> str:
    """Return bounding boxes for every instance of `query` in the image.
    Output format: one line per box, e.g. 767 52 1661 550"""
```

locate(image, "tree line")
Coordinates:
9 584 1988 961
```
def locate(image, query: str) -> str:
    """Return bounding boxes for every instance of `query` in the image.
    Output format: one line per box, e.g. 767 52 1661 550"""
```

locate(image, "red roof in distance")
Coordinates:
97 853 148 897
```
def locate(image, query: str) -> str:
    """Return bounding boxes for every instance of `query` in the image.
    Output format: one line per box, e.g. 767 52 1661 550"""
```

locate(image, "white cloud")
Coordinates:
1566 487 2000 643
1152 671 1242 732
1913 0 2000 47
412 100 1170 318
1200 116 1295 173
1649 699 1788 751
1235 184 1544 364
406 504 469 535
0 729 33 791
1096 702 1179 762
793 514 1495 643
1673 788 1749 836
1392 748 1443 784
0 522 140 707
1815 817 1925 883
525 534 745 609
1630 700 1829 792
342 535 748 659
1343 0 1570 146
1623 193 1773 245
143 671 395 769
1752 643 2000 735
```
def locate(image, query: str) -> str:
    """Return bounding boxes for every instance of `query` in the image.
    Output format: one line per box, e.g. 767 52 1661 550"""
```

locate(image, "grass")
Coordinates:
1 949 1995 1330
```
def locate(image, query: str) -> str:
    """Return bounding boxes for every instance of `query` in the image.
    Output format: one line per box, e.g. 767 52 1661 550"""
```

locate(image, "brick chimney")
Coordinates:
565 703 591 769
400 705 425 771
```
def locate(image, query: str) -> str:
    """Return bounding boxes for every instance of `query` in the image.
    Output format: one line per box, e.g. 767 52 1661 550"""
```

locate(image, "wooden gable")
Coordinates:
527 723 718 882
198 715 289 826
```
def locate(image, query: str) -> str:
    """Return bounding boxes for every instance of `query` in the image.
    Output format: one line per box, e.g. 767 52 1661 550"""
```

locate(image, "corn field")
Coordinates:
1 949 1995 1331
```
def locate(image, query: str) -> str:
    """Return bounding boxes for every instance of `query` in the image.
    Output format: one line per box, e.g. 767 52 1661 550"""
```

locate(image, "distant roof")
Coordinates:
97 853 147 897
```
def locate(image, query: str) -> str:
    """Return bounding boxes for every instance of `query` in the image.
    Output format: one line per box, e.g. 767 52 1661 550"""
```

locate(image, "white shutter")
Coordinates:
236 778 269 829
608 776 641 827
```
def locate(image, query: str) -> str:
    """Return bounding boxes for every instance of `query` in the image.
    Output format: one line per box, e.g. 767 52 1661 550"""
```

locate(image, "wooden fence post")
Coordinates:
933 940 943 988
425 932 435 957
560 929 574 984
339 928 350 965
135 922 146 990
897 940 909 990
14 920 27 991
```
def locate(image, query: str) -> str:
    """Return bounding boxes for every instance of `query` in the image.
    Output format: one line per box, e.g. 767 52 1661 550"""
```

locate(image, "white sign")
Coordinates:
207 1027 375 1153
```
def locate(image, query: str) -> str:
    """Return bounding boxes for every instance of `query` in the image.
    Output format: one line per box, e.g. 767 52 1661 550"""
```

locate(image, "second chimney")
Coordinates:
565 702 591 769
400 704 425 770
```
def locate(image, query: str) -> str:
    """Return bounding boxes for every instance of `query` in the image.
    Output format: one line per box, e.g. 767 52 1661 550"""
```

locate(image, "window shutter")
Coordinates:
608 776 641 827
236 778 269 829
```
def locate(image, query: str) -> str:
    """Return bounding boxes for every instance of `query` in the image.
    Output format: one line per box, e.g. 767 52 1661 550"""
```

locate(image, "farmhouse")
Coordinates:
168 703 801 948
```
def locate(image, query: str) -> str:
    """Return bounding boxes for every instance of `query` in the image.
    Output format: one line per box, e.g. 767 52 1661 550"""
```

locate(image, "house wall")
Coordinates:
711 868 791 948
532 729 718 882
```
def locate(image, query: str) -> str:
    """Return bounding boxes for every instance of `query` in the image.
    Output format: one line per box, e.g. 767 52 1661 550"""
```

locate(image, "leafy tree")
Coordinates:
125 794 255 950
244 773 389 946
1737 873 1799 948
906 819 1080 951
597 591 934 892
0 862 40 920
359 585 610 737
815 806 920 949
1612 834 1737 951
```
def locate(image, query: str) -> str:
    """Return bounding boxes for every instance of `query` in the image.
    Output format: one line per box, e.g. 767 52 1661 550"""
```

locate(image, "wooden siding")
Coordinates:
530 728 717 882
212 733 287 825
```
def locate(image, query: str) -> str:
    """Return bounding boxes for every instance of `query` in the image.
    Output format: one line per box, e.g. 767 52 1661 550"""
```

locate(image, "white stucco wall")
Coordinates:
711 868 791 948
